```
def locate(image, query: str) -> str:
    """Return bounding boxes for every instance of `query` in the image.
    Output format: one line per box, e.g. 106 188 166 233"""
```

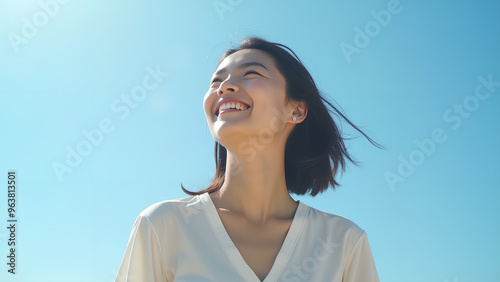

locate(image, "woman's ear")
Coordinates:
291 101 307 123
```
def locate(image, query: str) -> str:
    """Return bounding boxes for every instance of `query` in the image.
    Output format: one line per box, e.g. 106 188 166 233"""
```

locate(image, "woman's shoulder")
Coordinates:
136 193 208 226
302 202 366 238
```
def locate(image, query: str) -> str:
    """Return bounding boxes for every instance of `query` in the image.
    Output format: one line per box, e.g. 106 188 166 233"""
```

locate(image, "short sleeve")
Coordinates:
115 213 166 282
343 231 380 282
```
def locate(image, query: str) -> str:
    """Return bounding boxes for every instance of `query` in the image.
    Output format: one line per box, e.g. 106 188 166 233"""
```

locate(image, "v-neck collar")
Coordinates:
199 192 309 282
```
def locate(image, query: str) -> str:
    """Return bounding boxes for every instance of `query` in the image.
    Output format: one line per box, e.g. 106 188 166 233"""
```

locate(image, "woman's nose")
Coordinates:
217 77 239 95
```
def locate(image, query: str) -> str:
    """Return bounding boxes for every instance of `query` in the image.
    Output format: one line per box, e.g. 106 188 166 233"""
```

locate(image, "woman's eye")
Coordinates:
244 71 261 76
210 71 261 86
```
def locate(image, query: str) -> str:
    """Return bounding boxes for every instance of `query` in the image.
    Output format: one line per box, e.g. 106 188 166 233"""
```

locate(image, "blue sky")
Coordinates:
0 0 499 281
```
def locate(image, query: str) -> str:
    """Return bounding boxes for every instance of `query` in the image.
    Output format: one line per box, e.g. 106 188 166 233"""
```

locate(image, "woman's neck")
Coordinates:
210 150 298 225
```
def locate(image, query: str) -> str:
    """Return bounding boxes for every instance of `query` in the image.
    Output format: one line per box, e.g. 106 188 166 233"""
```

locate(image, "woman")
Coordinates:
116 37 381 281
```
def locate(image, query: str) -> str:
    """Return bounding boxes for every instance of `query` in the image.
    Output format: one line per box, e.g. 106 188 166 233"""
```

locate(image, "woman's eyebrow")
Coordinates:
214 62 268 76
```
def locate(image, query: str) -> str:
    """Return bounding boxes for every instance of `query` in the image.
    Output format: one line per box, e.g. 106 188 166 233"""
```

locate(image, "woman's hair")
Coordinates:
182 37 384 197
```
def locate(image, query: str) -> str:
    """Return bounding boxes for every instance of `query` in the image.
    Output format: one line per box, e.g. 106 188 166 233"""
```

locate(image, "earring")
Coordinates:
292 116 297 121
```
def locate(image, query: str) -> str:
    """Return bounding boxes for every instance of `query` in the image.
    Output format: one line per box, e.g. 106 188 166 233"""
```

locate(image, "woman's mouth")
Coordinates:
216 102 251 116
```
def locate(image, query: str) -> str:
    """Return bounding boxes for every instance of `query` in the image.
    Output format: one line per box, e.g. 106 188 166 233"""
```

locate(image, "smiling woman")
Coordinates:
115 37 383 282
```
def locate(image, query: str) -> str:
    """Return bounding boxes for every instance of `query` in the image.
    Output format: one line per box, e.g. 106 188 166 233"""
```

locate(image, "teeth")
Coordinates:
218 102 249 114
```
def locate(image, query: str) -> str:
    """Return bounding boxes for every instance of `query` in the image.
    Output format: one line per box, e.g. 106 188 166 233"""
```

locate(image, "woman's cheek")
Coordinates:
203 90 215 114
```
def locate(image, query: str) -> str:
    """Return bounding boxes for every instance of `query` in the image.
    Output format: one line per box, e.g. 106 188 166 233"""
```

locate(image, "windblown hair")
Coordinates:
182 37 383 197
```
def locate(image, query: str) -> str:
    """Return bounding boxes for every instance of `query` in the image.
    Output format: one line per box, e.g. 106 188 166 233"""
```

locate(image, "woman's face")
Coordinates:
203 49 292 149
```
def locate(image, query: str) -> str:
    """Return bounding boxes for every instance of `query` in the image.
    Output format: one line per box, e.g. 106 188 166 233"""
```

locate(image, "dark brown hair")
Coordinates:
182 37 383 197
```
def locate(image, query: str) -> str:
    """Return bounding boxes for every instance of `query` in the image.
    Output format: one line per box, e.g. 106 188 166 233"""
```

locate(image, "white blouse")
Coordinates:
116 192 380 282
